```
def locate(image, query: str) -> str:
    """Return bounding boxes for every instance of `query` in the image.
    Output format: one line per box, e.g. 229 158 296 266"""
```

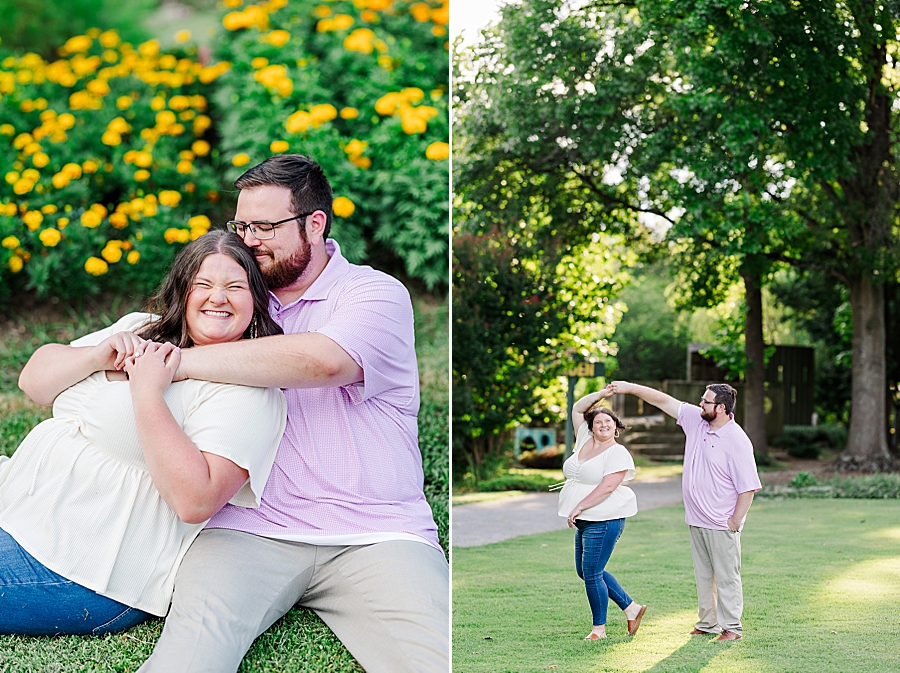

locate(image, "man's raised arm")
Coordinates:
176 332 363 389
608 381 682 419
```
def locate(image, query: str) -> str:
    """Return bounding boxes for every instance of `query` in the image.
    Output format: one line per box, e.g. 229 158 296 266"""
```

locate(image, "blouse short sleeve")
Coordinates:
605 444 636 483
69 312 157 347
181 382 287 508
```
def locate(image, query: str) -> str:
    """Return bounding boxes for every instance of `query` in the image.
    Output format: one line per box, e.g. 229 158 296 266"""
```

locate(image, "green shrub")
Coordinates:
418 399 448 552
773 423 846 459
518 446 564 469
760 472 900 499
477 471 559 493
211 0 449 289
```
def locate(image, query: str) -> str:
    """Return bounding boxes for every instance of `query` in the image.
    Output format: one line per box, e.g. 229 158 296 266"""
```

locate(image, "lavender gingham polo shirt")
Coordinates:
677 403 761 532
206 240 440 550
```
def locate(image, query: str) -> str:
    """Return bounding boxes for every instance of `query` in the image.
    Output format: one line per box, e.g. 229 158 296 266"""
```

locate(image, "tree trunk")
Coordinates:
841 274 895 470
741 268 768 455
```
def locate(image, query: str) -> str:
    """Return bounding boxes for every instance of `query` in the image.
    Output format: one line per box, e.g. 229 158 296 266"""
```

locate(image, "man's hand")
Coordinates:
91 331 148 372
727 516 740 532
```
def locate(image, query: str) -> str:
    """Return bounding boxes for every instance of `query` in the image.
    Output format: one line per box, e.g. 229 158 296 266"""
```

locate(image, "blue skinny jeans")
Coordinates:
574 518 632 626
0 527 153 636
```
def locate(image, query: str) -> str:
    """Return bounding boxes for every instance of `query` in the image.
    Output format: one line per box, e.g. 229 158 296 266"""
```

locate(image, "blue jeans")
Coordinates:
0 527 152 636
574 518 632 626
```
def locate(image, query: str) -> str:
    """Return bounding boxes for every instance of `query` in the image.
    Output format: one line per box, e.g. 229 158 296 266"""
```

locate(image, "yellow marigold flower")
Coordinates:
180 110 196 121
177 160 193 174
190 140 210 157
432 2 449 25
41 204 57 214
232 153 251 167
402 87 425 103
81 211 102 228
107 117 132 134
431 25 446 36
375 92 401 116
309 104 337 126
127 250 140 264
333 196 355 218
340 107 359 119
169 94 190 110
87 79 110 96
9 256 24 273
333 14 355 29
410 2 431 22
134 151 153 168
52 173 70 189
425 141 449 161
61 35 92 55
2 236 20 249
193 115 212 135
224 0 242 7
313 5 331 18
344 28 374 53
285 110 311 134
150 96 166 111
101 131 121 146
223 11 249 31
13 133 33 150
143 202 158 217
251 57 269 69
176 29 191 43
109 212 129 229
39 228 61 247
316 18 334 32
116 95 132 109
351 156 372 169
99 30 120 48
270 140 289 153
138 40 160 58
266 30 290 47
91 203 108 217
156 110 177 128
188 215 211 230
101 243 123 263
23 211 43 229
31 152 49 168
159 190 182 207
360 10 378 22
134 169 150 181
179 150 195 161
344 138 367 158
84 256 108 276
57 113 76 130
0 124 14 135
4 171 18 185
164 228 191 244
22 168 39 181
13 179 35 195
76 160 93 175
57 217 69 228
378 55 394 70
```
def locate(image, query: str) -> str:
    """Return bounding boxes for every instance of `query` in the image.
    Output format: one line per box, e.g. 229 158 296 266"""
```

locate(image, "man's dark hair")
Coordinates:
139 229 282 347
235 154 334 240
706 383 738 416
584 405 627 432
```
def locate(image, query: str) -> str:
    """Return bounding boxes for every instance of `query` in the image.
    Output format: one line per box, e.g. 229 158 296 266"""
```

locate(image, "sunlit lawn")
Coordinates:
453 499 900 672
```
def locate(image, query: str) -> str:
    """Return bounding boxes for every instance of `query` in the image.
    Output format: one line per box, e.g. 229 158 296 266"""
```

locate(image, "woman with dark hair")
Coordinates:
557 387 647 641
0 230 286 635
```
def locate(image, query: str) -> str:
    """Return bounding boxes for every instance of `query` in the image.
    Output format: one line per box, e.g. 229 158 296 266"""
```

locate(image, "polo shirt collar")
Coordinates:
269 239 349 311
705 414 735 436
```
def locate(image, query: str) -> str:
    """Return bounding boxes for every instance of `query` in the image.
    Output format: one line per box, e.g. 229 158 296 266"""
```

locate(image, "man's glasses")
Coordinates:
699 398 720 407
227 212 313 240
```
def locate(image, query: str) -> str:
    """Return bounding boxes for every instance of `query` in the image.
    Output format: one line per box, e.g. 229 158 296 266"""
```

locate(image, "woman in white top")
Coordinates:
557 387 647 640
0 230 287 635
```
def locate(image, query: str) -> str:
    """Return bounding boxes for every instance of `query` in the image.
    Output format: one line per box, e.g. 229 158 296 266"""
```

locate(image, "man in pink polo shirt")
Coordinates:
139 155 448 673
607 381 760 641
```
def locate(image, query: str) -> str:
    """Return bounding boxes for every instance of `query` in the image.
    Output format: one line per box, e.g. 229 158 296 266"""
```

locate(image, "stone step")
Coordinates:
627 444 685 459
624 431 686 445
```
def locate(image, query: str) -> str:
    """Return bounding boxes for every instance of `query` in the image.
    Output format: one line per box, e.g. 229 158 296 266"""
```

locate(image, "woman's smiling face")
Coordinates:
592 412 616 438
185 253 254 346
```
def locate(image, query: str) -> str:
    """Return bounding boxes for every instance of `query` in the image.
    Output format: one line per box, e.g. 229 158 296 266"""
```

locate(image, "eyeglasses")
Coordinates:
699 398 720 407
226 212 313 240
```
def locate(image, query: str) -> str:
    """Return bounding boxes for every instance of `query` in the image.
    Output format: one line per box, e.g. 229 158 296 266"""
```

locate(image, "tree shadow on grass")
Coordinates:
642 635 727 673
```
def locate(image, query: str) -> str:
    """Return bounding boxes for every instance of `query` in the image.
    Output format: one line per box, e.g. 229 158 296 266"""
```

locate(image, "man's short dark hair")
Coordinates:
235 154 334 239
706 383 737 416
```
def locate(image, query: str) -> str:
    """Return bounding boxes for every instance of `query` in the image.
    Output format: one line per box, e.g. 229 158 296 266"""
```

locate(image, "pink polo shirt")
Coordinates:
678 403 761 532
206 240 440 550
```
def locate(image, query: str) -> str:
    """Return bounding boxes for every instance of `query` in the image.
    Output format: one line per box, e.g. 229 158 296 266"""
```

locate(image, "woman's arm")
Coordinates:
566 470 627 528
19 331 147 406
572 388 614 428
125 341 249 525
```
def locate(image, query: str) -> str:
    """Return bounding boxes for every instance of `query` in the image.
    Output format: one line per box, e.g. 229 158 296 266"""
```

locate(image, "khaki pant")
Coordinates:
138 529 449 673
689 526 744 634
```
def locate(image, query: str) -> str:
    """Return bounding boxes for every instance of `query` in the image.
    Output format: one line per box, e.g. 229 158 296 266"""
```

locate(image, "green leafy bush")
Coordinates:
773 424 847 459
518 446 564 469
760 473 900 499
477 472 560 493
211 0 449 288
418 399 448 552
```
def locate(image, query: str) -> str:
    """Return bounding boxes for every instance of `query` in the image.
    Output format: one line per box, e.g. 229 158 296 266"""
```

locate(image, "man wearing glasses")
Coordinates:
604 381 761 642
139 154 448 673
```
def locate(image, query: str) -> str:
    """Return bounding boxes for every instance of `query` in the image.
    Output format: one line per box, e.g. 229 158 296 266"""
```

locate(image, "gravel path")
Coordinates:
451 476 684 548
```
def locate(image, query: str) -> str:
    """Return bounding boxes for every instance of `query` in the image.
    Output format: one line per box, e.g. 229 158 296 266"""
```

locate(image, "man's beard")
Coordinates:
260 239 312 290
700 408 717 422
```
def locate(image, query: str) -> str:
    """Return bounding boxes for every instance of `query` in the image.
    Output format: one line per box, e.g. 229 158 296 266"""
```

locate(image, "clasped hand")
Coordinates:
122 341 181 397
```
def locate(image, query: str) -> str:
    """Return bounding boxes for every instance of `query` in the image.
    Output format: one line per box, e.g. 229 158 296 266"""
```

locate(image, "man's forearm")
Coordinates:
731 490 755 522
610 381 681 418
178 332 362 388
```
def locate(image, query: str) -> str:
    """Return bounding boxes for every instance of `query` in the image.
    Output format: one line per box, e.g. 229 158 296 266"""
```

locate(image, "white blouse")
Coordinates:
0 313 286 616
557 421 638 522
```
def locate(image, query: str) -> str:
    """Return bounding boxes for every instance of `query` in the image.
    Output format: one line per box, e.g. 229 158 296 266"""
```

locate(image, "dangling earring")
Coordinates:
614 429 620 438
250 314 258 339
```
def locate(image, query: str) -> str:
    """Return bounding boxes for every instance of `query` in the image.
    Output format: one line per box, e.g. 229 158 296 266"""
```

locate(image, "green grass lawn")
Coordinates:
453 499 900 673
0 291 447 672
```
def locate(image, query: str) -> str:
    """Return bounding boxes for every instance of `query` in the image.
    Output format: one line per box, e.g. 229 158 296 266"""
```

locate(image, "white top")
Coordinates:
557 421 638 521
0 313 286 616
